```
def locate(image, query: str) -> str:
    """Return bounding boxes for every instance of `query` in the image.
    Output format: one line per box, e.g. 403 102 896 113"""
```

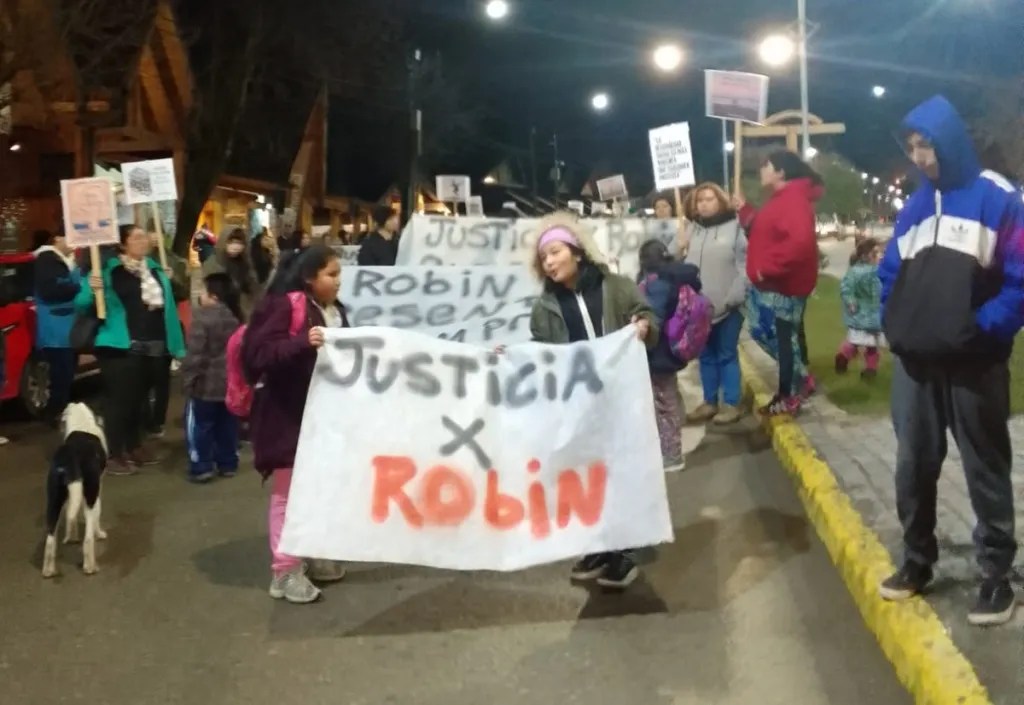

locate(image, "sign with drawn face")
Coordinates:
279 326 673 571
340 266 538 345
60 177 119 248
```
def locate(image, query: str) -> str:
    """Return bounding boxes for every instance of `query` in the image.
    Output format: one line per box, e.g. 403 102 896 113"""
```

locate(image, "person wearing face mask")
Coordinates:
203 228 260 321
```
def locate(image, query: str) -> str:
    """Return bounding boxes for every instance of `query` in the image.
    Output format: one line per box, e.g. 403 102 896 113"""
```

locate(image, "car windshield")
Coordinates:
0 260 34 305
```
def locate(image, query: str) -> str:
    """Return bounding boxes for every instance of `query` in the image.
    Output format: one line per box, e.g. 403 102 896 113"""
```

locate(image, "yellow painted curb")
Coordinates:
739 348 991 705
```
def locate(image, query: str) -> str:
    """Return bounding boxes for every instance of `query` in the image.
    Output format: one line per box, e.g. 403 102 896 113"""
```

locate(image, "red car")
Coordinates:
0 252 97 417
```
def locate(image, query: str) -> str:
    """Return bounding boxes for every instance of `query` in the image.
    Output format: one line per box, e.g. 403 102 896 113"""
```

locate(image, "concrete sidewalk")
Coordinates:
741 340 1024 705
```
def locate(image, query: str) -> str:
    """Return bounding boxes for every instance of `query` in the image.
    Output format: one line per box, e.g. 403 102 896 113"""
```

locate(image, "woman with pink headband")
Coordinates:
528 213 658 590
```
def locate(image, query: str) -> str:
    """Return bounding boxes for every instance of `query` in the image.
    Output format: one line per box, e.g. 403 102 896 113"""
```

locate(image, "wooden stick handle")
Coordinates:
151 202 168 270
89 245 106 319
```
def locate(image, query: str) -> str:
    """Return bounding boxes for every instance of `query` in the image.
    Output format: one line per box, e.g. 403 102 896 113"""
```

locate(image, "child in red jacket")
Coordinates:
737 151 823 416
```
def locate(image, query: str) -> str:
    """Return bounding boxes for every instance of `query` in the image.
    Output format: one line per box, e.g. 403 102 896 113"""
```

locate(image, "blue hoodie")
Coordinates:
878 95 1024 363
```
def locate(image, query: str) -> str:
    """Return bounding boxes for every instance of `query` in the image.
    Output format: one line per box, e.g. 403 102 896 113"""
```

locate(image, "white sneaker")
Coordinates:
307 559 346 583
268 567 322 604
664 458 686 473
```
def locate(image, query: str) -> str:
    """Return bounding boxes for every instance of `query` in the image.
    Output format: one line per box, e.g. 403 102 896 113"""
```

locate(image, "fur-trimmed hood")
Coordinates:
529 212 611 282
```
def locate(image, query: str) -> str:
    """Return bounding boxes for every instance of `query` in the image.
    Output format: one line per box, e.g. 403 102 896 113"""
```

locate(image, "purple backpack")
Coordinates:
639 275 713 363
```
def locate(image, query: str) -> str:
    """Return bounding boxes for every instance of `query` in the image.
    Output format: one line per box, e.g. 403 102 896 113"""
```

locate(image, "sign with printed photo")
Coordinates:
120 158 178 205
705 70 770 125
596 174 628 202
436 175 472 203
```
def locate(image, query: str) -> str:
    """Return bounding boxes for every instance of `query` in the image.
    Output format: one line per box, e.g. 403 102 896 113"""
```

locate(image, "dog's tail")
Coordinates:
66 479 83 527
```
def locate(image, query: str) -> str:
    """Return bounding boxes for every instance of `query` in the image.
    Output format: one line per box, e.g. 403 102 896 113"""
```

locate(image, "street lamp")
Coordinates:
758 34 796 67
591 92 610 112
724 141 736 153
805 146 818 159
872 85 886 98
872 176 880 185
861 172 868 180
652 43 685 73
484 0 509 20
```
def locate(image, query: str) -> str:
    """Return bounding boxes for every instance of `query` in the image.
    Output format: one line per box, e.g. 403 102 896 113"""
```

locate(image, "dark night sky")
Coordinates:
405 0 1022 195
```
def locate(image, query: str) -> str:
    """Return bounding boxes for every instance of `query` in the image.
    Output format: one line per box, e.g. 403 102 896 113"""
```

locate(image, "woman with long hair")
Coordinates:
681 183 748 425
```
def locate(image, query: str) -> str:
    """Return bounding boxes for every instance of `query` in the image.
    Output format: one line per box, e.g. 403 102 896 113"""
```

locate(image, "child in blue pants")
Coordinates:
181 273 242 483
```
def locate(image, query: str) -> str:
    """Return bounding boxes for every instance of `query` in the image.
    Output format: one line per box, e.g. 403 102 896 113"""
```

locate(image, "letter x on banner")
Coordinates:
280 326 674 571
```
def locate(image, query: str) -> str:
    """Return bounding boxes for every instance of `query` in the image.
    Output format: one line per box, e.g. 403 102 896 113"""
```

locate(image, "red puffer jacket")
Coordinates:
739 177 822 298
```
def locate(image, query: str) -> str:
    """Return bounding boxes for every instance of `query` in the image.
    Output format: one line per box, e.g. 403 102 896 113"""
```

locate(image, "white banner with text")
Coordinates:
340 266 538 345
396 215 679 280
280 326 673 571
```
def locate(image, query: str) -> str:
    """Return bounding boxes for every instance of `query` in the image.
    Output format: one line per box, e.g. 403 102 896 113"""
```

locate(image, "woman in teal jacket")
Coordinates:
76 225 186 474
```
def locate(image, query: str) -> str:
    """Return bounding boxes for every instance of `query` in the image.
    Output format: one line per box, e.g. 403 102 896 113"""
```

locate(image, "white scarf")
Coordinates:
120 256 165 310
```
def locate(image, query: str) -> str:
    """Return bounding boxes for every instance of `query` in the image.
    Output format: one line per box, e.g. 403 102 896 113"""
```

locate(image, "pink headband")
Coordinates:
537 227 580 252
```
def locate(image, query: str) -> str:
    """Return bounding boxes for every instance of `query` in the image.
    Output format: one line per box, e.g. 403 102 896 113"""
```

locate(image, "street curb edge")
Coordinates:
738 348 991 705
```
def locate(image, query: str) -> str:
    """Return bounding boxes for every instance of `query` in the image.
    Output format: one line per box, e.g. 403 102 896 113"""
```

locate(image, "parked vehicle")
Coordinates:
0 252 97 417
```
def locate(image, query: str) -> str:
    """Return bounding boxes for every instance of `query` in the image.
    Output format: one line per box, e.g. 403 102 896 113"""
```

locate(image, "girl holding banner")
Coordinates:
243 245 350 604
528 214 659 589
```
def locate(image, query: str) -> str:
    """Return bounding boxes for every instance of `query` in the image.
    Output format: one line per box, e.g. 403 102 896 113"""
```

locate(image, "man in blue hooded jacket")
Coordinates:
877 95 1024 626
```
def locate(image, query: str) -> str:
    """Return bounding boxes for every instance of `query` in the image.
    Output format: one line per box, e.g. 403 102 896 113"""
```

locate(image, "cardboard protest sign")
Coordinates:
60 177 119 248
705 70 770 125
649 122 696 191
467 195 484 216
341 266 537 345
332 245 361 268
395 215 679 279
436 175 472 203
120 158 178 205
281 326 673 570
596 174 628 202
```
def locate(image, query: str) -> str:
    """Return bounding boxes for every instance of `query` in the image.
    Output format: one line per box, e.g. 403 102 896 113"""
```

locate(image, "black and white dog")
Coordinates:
42 402 109 578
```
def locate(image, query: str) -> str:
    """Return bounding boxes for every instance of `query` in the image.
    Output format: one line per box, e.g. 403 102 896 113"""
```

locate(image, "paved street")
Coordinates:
0 387 909 705
743 340 1024 704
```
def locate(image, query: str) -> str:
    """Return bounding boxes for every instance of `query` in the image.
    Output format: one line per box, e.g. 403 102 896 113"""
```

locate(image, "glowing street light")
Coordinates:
591 92 610 112
484 0 509 21
724 141 736 153
861 172 869 180
805 146 818 159
652 43 685 73
9 142 21 152
758 34 796 67
872 176 880 185
872 85 887 98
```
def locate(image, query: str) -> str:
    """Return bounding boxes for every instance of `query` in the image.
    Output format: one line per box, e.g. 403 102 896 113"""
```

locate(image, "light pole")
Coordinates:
796 0 810 156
